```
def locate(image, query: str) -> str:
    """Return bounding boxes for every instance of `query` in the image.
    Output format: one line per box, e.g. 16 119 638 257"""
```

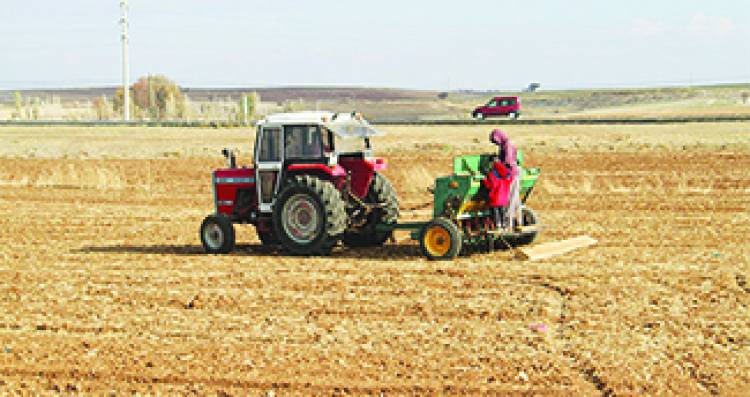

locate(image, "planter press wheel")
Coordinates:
419 218 462 261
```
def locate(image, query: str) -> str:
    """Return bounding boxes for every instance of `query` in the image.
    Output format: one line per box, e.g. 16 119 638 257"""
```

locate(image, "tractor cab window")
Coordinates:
322 127 334 153
284 125 324 159
257 127 281 162
336 136 369 155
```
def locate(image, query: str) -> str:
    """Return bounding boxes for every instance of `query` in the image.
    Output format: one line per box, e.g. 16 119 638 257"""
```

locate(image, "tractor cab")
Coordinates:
202 111 399 256
251 111 386 213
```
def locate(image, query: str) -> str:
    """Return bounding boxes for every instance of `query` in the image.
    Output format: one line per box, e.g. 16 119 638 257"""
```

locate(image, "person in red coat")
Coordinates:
483 159 511 207
483 129 519 230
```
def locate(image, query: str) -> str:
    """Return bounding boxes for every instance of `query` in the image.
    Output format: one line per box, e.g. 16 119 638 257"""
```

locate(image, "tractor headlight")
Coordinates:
326 153 338 166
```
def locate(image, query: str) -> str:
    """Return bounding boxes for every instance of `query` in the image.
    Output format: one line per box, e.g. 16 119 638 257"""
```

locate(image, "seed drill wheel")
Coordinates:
419 218 462 260
514 207 539 246
495 206 539 249
200 214 236 254
273 175 346 256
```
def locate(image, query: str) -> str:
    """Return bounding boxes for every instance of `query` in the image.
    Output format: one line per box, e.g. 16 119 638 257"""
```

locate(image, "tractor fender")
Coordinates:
372 158 387 171
286 164 346 177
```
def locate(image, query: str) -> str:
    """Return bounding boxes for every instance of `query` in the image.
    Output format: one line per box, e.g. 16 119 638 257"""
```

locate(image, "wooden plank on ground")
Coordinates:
516 235 597 261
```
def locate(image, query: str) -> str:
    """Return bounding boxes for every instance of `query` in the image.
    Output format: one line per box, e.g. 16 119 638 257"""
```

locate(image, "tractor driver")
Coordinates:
484 129 521 230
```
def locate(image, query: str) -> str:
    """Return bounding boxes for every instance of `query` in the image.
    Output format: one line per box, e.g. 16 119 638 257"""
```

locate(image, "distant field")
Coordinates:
0 124 748 394
0 122 747 159
2 84 749 122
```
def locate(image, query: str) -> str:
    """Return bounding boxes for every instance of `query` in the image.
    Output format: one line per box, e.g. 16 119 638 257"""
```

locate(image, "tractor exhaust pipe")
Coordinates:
221 148 236 169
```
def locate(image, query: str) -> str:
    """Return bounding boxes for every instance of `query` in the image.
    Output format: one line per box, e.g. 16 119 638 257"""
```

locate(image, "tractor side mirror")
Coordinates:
221 148 236 169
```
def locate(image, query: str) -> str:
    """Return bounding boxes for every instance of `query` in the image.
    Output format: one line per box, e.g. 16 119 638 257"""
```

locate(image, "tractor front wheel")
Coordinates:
419 218 462 260
273 175 347 256
200 214 235 254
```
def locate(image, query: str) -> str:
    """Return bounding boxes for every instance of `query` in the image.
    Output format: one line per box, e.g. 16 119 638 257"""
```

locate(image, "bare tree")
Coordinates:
115 75 184 119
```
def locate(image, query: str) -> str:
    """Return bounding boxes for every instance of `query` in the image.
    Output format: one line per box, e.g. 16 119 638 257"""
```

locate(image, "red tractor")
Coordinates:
199 111 399 256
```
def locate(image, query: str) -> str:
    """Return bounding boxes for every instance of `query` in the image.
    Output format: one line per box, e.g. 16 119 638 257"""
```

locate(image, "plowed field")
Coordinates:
0 125 748 395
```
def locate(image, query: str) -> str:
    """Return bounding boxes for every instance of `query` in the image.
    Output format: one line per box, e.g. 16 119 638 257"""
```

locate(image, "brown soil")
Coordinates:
0 126 748 395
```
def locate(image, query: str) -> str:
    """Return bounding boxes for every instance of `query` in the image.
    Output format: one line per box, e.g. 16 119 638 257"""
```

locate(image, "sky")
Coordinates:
0 0 748 90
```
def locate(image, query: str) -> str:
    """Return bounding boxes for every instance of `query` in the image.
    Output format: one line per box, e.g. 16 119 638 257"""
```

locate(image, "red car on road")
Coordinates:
472 96 521 119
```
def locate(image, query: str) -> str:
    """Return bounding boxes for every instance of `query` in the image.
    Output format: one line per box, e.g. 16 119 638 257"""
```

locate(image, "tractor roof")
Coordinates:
261 111 334 124
258 111 384 138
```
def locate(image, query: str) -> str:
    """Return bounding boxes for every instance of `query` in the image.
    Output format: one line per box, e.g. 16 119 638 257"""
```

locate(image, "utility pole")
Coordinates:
120 0 130 121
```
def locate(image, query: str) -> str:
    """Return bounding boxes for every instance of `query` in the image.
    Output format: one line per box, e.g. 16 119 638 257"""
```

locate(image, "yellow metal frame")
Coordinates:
457 199 488 217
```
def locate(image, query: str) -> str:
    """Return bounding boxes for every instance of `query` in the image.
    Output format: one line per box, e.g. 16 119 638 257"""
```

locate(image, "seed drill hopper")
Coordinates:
377 151 545 260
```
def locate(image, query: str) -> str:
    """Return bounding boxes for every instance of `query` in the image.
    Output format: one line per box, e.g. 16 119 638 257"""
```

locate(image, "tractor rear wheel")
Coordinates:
342 173 399 247
200 214 235 254
273 175 346 256
419 218 462 260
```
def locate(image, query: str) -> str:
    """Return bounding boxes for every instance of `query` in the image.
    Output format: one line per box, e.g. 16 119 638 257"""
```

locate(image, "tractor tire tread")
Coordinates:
342 173 400 248
200 214 236 254
274 175 346 256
